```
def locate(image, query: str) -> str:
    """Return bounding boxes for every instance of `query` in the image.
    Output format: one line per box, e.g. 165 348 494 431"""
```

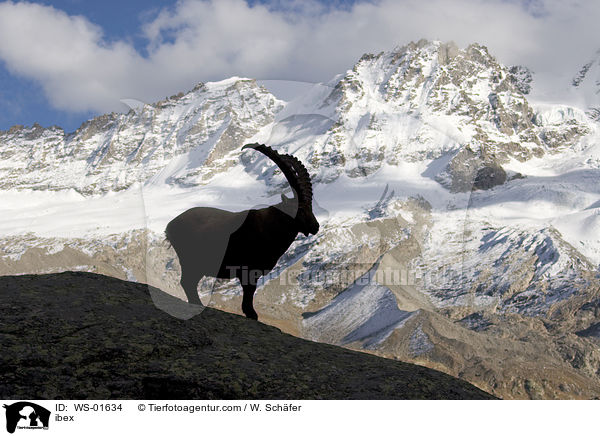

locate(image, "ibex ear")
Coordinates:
281 193 290 204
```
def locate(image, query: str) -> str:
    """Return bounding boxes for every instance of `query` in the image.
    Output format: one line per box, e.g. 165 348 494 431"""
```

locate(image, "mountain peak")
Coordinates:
572 49 600 87
280 39 582 189
0 75 284 194
571 49 600 119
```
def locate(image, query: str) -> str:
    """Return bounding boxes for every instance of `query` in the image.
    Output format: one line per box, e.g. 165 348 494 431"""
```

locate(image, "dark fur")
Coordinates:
165 144 319 320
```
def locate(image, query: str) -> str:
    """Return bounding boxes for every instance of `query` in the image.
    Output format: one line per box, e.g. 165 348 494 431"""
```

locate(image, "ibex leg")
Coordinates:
241 284 258 320
180 265 202 305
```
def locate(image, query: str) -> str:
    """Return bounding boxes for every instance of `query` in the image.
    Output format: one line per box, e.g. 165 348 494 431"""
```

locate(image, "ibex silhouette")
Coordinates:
165 143 319 320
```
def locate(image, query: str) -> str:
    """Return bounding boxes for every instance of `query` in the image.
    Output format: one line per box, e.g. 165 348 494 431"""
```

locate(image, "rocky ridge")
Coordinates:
0 79 283 193
263 40 589 192
0 272 494 399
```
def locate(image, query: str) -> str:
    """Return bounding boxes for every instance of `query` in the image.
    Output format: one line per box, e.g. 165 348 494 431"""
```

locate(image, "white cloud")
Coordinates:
0 0 598 114
0 1 149 112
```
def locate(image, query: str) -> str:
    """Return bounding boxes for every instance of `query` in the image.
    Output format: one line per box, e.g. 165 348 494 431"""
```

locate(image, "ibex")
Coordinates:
165 143 319 320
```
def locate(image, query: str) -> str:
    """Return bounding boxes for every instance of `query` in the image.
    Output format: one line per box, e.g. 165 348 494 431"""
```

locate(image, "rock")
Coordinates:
473 163 507 190
437 147 507 192
0 271 494 400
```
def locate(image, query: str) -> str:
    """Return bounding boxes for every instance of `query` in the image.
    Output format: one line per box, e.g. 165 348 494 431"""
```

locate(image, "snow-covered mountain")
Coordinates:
572 49 600 120
0 78 283 193
2 40 600 399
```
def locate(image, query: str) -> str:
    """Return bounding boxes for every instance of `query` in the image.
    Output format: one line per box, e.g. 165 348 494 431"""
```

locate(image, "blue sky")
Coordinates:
0 0 597 133
0 0 180 131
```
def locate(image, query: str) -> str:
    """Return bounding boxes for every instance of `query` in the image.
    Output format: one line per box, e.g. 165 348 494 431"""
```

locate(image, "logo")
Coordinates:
3 402 50 434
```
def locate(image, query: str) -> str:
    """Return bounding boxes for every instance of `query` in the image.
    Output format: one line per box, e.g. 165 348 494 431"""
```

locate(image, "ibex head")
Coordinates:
243 143 319 236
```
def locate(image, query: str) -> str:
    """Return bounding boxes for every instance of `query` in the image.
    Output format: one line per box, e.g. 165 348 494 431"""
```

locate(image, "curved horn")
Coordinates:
242 143 313 207
280 154 313 207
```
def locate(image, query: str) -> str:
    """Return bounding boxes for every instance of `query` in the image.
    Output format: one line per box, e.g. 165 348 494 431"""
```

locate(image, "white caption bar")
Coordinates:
0 400 595 435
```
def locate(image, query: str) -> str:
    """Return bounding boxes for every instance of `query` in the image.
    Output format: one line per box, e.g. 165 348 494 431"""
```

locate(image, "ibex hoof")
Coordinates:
244 311 258 321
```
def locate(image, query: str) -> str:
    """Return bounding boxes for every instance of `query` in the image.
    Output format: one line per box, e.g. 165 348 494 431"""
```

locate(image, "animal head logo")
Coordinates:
3 402 50 434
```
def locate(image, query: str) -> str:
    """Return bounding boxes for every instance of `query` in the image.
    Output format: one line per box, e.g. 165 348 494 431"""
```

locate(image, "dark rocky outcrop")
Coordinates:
438 147 507 192
0 271 494 399
473 163 507 190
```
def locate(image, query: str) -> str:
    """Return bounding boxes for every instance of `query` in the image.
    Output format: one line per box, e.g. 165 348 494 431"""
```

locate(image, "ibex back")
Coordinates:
165 143 319 320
